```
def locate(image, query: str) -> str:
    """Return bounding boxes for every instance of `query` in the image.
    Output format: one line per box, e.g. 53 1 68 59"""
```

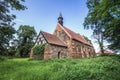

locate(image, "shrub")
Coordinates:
8 46 16 56
0 56 8 61
99 53 120 58
33 44 45 59
99 53 109 56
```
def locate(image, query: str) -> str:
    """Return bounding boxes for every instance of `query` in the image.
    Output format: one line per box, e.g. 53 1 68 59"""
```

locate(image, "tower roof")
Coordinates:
58 12 63 26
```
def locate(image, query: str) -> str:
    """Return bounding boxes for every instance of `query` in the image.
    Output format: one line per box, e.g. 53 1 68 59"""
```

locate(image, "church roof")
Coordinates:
63 26 91 46
41 31 67 47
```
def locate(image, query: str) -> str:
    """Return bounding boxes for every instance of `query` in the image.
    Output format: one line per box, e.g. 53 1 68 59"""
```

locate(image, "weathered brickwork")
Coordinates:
44 44 68 60
70 40 95 58
54 25 71 46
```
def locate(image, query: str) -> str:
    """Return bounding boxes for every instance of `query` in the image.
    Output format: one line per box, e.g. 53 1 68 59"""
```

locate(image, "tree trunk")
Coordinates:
98 34 104 54
20 49 23 57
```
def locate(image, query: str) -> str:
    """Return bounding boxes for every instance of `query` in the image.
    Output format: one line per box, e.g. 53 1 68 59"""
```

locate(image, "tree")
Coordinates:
0 0 26 55
93 29 104 54
101 0 120 52
0 26 16 55
17 25 36 57
8 46 16 56
82 35 92 44
84 0 105 54
0 0 26 26
84 0 120 52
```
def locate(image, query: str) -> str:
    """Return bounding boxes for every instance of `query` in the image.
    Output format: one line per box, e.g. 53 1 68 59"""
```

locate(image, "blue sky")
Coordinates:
13 0 100 52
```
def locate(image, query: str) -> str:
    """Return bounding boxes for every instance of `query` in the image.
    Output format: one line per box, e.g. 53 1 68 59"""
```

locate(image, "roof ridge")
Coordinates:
57 23 72 38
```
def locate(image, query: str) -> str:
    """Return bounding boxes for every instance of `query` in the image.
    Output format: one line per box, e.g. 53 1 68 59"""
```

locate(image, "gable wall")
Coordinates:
35 33 47 46
53 25 73 57
53 25 71 46
30 33 47 59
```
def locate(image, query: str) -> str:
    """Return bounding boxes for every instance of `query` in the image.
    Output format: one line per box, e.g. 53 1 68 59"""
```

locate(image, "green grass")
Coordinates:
0 55 120 80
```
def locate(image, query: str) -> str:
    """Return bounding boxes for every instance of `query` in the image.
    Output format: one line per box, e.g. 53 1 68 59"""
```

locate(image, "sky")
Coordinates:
13 0 100 52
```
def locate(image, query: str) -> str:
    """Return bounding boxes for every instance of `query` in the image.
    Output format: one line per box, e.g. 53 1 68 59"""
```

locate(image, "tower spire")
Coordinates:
58 12 63 26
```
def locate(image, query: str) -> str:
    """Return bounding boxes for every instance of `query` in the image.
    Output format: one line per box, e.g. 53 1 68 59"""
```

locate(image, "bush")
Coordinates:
99 53 110 56
0 56 8 61
8 46 16 56
99 53 120 57
33 44 45 59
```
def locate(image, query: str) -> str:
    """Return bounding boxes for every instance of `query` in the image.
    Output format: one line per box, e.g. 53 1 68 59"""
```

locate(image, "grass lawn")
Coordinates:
0 55 120 80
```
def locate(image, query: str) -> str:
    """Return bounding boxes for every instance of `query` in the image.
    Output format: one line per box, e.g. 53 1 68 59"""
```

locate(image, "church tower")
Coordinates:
58 13 63 26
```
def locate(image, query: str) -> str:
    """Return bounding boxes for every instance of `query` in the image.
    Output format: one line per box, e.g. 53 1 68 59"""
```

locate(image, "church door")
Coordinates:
58 51 61 59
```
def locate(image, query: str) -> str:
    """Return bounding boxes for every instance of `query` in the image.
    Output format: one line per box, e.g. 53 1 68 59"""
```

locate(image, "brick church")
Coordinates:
31 13 96 60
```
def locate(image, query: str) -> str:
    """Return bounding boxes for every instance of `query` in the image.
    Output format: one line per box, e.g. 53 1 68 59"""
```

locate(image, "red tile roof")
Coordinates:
41 31 67 47
62 26 92 46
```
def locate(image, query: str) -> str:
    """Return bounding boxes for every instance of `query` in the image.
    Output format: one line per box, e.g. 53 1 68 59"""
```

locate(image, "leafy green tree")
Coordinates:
17 25 36 57
0 0 26 26
8 39 21 56
0 0 26 55
101 0 120 52
84 0 120 52
84 0 105 54
0 26 16 55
